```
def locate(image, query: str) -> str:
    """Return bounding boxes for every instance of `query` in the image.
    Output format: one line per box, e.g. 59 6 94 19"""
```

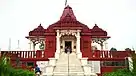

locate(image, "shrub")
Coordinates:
0 54 34 76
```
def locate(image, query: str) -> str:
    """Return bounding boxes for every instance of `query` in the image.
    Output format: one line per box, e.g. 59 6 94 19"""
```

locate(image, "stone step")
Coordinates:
53 72 84 76
53 52 84 73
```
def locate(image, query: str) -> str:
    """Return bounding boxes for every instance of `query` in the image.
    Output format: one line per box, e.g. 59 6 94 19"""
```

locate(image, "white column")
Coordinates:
29 40 32 51
104 41 108 50
76 30 82 58
55 30 60 59
56 30 60 53
76 36 80 53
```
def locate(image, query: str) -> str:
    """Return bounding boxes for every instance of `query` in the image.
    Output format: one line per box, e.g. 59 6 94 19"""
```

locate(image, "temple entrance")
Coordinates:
65 41 71 48
60 35 76 53
65 41 72 53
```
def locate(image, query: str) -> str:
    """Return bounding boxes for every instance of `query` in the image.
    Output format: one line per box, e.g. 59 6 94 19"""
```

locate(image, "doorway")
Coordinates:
65 41 72 53
65 41 71 48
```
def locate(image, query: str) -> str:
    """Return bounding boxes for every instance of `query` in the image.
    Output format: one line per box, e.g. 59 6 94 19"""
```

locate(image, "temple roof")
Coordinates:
27 5 109 38
47 5 89 30
60 5 77 21
29 24 45 36
91 24 107 36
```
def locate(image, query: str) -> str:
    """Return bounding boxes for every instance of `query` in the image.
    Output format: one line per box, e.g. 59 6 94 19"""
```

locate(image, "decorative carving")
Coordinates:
92 38 108 50
60 30 77 36
74 46 76 49
60 46 63 49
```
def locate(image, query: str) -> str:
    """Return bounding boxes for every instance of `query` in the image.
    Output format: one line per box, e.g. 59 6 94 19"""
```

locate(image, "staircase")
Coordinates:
53 52 84 76
39 52 97 76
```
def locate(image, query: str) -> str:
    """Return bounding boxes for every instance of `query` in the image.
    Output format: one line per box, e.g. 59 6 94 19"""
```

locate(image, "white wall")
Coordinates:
88 61 101 73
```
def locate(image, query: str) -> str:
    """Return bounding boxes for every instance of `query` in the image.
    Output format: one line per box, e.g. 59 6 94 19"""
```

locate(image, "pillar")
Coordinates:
100 43 104 50
32 42 35 51
104 41 108 50
76 36 80 53
55 30 60 59
29 41 32 51
76 30 82 58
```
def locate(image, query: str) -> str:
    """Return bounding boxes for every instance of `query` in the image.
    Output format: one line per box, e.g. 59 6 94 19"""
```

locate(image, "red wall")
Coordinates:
81 36 92 57
101 66 127 75
45 36 56 58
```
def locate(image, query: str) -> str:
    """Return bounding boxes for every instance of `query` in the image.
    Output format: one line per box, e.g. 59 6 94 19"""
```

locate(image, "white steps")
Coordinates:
53 52 84 75
38 52 97 76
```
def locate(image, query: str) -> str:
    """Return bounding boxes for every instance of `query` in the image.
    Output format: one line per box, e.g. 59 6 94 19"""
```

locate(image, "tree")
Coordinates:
104 68 134 76
0 54 35 76
39 42 44 50
110 47 117 51
125 48 132 51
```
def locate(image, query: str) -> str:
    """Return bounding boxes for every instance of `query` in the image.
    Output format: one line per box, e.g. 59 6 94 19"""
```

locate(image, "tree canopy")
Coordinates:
0 54 35 76
110 47 117 51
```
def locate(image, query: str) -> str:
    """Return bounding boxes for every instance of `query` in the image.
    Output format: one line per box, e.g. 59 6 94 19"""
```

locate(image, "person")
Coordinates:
67 46 72 53
35 64 41 75
69 47 72 53
65 46 68 53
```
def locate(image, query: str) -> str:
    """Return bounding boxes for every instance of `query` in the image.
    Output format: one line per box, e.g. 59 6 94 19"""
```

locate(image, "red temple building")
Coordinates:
0 5 134 76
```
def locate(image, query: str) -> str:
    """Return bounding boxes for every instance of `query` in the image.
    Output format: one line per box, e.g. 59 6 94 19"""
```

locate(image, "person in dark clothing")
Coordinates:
35 64 41 74
65 46 68 53
67 46 72 53
69 47 72 53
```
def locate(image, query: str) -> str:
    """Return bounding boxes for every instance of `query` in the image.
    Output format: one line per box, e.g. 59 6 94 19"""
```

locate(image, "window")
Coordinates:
102 61 126 66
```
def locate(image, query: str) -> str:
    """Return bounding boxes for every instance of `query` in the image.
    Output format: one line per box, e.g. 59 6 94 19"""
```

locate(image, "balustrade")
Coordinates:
0 50 134 60
0 50 44 59
93 50 133 58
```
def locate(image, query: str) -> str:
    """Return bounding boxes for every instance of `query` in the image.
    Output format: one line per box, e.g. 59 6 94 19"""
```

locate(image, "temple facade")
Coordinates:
0 5 134 76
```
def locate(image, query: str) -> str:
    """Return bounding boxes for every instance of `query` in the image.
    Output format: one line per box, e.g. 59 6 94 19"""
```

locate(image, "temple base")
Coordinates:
77 52 82 58
55 52 60 59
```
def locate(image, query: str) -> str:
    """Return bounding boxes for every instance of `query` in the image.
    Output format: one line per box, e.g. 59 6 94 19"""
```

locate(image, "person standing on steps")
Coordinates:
67 46 72 54
35 64 42 76
65 46 68 53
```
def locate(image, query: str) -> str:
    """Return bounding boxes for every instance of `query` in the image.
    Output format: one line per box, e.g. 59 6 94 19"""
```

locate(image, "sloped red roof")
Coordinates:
91 24 107 36
29 24 45 36
46 5 90 32
60 5 76 21
27 5 109 38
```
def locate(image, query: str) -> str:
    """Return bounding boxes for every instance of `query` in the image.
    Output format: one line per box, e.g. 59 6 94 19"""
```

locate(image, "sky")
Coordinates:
0 0 136 51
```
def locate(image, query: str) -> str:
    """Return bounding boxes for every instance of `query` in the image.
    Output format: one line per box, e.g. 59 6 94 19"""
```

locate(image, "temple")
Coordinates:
0 5 134 76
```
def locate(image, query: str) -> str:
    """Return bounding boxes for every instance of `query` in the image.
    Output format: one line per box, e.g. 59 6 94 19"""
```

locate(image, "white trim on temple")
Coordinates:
55 30 82 59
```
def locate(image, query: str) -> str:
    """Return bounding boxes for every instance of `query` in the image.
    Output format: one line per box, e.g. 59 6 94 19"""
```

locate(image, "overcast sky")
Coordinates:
0 0 136 51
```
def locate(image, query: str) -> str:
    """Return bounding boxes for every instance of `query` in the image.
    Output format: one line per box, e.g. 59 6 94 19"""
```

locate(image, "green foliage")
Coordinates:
132 53 136 73
125 48 132 51
9 69 34 76
104 68 134 76
39 42 45 50
110 47 117 51
0 54 35 76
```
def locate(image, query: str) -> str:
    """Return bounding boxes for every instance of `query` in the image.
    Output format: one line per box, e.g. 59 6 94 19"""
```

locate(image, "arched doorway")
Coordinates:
60 35 76 53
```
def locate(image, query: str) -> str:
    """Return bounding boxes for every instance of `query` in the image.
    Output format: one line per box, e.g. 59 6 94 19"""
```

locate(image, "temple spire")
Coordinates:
60 5 77 20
